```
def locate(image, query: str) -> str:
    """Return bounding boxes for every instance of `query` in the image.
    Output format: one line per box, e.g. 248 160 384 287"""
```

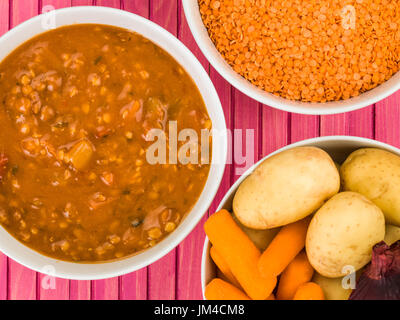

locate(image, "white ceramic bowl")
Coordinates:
0 6 227 280
183 0 400 115
201 136 400 299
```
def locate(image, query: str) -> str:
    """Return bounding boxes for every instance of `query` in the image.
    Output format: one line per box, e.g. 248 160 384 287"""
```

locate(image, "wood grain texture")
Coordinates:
7 0 39 301
95 0 120 8
72 0 94 5
0 0 9 35
261 108 289 156
91 278 119 300
122 0 149 16
42 0 72 9
233 92 260 181
375 92 400 146
290 114 320 143
208 68 233 215
349 106 374 138
320 113 349 136
120 269 147 300
38 274 69 300
70 280 91 300
151 0 177 34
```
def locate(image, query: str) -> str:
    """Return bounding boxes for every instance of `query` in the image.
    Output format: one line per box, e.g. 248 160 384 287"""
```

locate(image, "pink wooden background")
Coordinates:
0 0 399 300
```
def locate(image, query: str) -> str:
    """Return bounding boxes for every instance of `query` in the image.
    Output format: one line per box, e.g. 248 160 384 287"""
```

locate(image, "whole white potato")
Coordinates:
306 192 385 278
233 147 340 229
313 273 352 300
384 224 400 245
232 215 280 251
341 148 400 226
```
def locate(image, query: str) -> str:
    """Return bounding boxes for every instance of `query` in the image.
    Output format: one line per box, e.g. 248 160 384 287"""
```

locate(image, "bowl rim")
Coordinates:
0 6 228 280
201 135 400 299
182 0 400 116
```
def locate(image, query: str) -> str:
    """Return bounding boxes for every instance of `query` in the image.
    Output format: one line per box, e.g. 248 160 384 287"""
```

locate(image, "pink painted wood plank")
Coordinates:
348 106 374 138
176 220 206 300
42 0 72 10
72 0 94 5
0 257 6 300
11 0 39 26
320 113 349 136
290 114 320 142
147 0 178 300
0 0 9 301
261 107 289 156
208 69 233 215
151 0 177 34
95 0 120 8
8 261 37 300
8 0 39 301
122 0 149 16
70 280 91 300
120 269 147 300
375 92 400 147
148 252 176 300
320 106 374 139
233 93 260 181
38 273 69 300
91 278 119 300
118 0 150 301
0 0 9 35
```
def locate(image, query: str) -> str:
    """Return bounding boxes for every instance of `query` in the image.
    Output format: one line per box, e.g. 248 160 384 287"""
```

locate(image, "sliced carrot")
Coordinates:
277 251 314 300
205 279 250 300
258 216 311 278
293 282 325 300
210 246 241 288
204 210 277 300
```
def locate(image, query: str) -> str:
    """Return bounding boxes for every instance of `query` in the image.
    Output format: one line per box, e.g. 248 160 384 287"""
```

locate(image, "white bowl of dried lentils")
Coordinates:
183 0 400 115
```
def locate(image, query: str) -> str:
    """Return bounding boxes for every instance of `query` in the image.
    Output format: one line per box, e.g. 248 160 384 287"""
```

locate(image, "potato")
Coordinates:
385 224 400 245
233 147 340 229
341 148 400 226
306 192 385 278
232 215 279 251
313 273 352 300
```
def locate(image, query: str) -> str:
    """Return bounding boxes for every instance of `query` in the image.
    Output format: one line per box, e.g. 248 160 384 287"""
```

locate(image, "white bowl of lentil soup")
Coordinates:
183 0 400 115
0 6 227 279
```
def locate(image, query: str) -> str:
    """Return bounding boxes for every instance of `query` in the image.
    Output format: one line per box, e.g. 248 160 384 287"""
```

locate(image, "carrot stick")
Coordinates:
293 282 325 300
266 293 275 300
204 210 277 300
276 251 314 300
258 216 311 278
205 279 250 300
210 246 241 288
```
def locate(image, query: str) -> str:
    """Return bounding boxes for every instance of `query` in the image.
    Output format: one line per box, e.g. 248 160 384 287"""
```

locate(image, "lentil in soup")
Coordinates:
0 24 212 262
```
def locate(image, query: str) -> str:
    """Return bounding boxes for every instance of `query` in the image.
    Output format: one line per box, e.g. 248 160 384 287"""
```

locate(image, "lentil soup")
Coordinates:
0 24 212 262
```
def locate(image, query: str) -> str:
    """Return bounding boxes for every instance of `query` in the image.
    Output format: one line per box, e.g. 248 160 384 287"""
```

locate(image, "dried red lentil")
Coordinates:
199 0 400 102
